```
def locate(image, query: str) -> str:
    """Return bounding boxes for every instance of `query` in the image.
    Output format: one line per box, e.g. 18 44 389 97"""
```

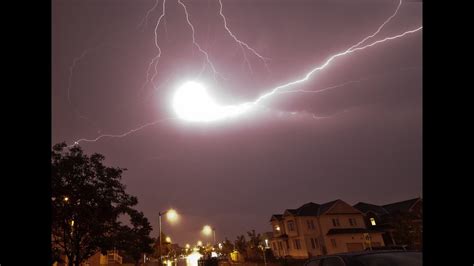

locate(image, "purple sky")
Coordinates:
52 0 422 245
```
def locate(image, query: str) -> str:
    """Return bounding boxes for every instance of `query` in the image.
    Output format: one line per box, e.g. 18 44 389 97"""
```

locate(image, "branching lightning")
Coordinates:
138 0 160 30
70 0 421 146
217 0 270 72
67 45 106 131
140 0 168 95
177 0 221 79
72 118 177 146
251 26 422 106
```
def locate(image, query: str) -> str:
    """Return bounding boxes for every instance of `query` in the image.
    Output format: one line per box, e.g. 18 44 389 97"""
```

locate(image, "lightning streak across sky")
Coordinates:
251 26 422 106
141 0 167 95
138 0 160 30
217 0 270 73
177 0 220 79
72 118 177 146
71 0 421 146
67 44 107 132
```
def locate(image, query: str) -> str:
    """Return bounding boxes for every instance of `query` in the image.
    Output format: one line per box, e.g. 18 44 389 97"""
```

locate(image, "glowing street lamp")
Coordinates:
197 240 203 247
202 225 216 245
165 236 172 243
159 208 179 265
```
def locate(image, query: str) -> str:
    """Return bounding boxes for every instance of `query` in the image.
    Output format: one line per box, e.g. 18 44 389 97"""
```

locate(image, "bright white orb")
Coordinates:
172 81 250 122
172 81 220 122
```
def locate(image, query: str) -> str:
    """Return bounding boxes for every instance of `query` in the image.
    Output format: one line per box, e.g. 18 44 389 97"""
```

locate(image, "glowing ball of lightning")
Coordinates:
172 81 220 122
172 81 251 122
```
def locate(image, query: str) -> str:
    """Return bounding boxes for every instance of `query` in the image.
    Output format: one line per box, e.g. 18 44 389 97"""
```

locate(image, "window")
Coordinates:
331 239 337 248
307 219 315 230
310 238 316 249
332 218 340 227
275 225 281 232
370 217 376 226
287 220 295 231
273 243 277 251
349 218 357 226
278 241 283 250
294 239 302 250
285 240 290 249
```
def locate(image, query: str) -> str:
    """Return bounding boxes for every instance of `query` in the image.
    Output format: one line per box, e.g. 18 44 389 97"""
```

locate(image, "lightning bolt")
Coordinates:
138 0 160 30
70 0 421 146
278 65 420 96
177 0 221 80
277 78 369 95
140 0 168 96
72 117 177 146
347 0 403 51
251 26 422 106
217 0 270 73
67 45 106 131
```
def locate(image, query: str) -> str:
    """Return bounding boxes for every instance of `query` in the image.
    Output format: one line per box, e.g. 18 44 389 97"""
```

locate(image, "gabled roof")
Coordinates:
294 202 321 216
353 197 421 216
277 199 354 218
382 198 421 214
283 209 297 216
353 202 389 215
269 214 283 222
318 199 340 215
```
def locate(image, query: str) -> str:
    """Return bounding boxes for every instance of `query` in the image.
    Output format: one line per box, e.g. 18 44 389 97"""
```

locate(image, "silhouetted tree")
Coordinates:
221 238 234 256
114 210 154 265
51 142 149 266
246 230 262 260
391 212 421 249
234 235 247 255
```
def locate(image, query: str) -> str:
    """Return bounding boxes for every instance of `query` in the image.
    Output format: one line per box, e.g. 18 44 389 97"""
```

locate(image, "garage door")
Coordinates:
346 242 364 252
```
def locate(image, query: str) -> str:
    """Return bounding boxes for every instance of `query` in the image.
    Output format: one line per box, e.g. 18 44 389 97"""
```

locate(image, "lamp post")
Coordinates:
159 209 178 265
202 225 216 245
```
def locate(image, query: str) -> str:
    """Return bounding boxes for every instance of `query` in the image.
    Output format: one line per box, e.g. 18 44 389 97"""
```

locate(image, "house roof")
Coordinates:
279 199 350 217
270 214 283 222
353 202 389 215
318 199 340 215
326 228 383 235
353 197 421 216
382 198 420 214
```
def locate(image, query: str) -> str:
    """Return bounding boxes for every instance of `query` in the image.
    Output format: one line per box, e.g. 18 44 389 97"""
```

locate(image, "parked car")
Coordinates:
304 250 421 266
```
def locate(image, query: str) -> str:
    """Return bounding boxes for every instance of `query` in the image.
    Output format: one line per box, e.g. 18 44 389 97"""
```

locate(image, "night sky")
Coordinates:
52 0 422 245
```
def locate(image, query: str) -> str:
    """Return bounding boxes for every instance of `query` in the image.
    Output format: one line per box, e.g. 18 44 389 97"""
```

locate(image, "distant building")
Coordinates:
52 250 123 266
269 199 385 259
353 197 422 250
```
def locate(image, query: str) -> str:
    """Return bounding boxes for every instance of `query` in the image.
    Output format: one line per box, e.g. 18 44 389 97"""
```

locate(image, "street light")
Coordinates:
202 225 216 245
159 209 179 265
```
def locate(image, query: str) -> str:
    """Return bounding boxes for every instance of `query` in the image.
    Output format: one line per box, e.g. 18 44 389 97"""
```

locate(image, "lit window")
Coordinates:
370 217 376 226
275 225 281 232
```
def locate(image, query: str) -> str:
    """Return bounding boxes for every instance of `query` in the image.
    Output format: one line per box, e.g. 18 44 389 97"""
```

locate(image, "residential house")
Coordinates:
354 197 422 250
269 199 385 259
